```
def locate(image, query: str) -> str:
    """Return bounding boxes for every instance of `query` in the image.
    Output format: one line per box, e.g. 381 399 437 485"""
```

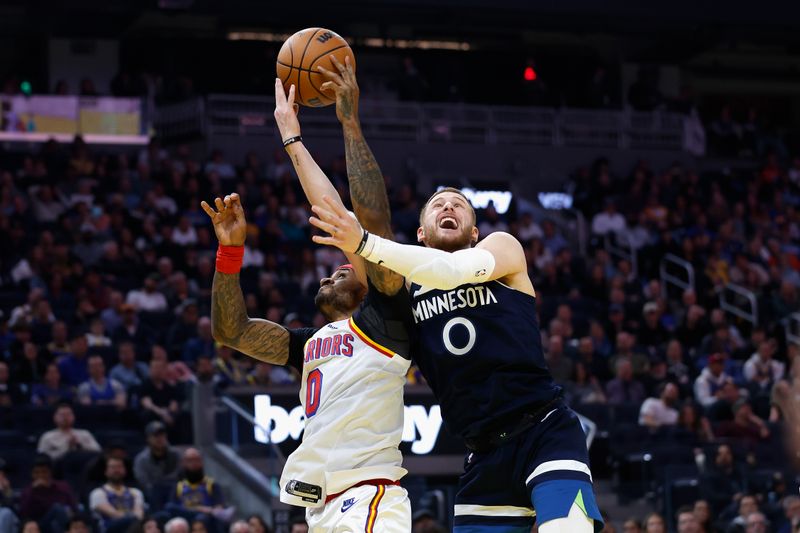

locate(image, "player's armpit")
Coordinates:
211 271 290 365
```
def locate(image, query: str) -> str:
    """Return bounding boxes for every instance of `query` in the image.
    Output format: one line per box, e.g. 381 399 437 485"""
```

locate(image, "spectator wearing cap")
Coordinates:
638 382 680 430
0 458 18 533
110 342 150 392
89 456 145 533
56 333 90 387
694 353 733 408
127 274 169 313
638 301 669 351
37 403 101 460
605 358 646 406
182 316 215 364
134 421 181 493
19 454 77 531
31 363 73 406
76 355 126 408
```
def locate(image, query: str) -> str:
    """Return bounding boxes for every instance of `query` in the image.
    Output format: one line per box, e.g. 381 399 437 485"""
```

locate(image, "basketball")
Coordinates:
276 28 356 107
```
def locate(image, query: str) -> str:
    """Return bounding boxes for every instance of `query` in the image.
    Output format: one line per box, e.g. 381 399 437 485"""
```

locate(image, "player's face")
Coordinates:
315 268 365 318
418 192 478 252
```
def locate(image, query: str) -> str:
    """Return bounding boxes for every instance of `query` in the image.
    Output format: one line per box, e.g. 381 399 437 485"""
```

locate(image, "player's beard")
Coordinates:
422 221 475 252
315 286 359 321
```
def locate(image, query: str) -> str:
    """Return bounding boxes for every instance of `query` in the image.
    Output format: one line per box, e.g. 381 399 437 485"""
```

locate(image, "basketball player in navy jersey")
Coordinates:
316 56 603 532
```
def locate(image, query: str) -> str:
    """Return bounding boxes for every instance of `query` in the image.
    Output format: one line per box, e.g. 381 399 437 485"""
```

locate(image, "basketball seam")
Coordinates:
306 44 349 96
277 43 293 84
296 28 324 106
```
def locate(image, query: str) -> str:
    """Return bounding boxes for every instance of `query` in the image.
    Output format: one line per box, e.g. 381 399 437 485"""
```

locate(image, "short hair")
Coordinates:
67 514 90 528
419 187 476 226
676 505 694 518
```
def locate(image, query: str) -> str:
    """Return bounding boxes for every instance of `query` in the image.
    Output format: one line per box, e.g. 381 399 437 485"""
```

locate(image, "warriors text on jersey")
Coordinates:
280 282 412 507
410 280 561 439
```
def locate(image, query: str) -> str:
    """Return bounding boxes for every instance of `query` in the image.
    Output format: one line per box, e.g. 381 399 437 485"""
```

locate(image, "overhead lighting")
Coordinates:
226 31 471 51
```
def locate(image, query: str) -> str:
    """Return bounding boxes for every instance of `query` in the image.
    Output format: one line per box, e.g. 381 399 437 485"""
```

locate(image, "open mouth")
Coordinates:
438 216 458 230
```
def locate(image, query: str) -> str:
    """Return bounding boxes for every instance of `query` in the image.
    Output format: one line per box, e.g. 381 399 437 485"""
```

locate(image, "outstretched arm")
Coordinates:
309 196 534 295
318 56 404 295
201 194 290 364
273 79 367 287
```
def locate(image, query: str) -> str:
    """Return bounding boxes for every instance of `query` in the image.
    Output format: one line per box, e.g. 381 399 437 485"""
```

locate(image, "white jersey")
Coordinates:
280 287 412 508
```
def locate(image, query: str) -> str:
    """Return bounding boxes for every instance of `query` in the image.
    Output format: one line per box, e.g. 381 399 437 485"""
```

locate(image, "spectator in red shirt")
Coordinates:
19 455 77 532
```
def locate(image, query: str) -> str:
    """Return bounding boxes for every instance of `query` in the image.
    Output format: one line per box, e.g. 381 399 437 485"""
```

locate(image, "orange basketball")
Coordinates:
276 28 356 108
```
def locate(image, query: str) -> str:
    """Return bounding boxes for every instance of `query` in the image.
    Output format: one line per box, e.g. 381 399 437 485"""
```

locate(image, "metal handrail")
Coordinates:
719 283 758 326
660 253 695 298
604 232 638 278
785 312 800 347
219 395 286 465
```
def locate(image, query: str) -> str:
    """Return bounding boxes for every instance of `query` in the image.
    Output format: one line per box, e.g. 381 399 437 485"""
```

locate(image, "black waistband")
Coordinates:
463 397 564 453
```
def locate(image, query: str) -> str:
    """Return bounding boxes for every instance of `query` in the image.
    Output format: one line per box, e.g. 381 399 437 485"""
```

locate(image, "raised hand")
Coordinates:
273 78 301 142
309 195 364 254
318 55 359 126
201 193 247 246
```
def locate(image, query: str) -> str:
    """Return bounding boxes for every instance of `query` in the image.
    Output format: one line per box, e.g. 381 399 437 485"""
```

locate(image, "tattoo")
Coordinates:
339 94 354 120
344 125 404 295
211 271 289 364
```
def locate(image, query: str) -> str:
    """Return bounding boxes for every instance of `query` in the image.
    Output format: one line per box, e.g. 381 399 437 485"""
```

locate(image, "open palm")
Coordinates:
201 193 247 246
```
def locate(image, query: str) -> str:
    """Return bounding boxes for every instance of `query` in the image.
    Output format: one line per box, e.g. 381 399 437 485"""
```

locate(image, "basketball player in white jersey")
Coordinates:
200 80 414 532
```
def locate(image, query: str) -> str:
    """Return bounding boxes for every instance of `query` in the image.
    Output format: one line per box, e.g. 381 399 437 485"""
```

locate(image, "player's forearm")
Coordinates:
211 271 290 364
343 122 392 234
357 233 494 290
285 142 342 210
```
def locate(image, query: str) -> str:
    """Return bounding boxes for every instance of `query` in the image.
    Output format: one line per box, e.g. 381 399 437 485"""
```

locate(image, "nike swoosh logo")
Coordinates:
341 499 357 513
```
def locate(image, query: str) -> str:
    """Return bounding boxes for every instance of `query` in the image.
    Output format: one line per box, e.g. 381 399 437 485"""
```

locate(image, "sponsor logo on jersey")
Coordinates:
304 333 355 363
412 285 498 323
341 497 356 513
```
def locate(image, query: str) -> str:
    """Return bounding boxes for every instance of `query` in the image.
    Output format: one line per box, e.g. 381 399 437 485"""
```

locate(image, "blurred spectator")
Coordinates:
745 512 769 533
133 421 180 492
0 360 24 405
709 105 740 156
229 521 250 533
66 515 91 533
163 448 232 532
716 399 770 445
76 355 126 408
112 304 156 355
214 346 254 388
692 500 711 533
609 332 649 377
19 454 77 531
643 512 665 533
622 519 642 533
85 318 112 349
725 494 760 533
0 458 17 532
744 339 785 393
694 353 733 408
605 359 646 406
778 495 800 533
182 317 215 364
110 342 150 392
56 334 90 387
247 515 270 533
165 517 190 533
545 335 572 383
676 402 714 443
289 519 308 533
167 301 200 358
17 340 51 386
591 199 626 236
36 404 101 460
127 274 168 313
675 506 700 533
566 361 607 405
88 456 144 533
30 363 72 406
638 382 679 430
140 358 182 427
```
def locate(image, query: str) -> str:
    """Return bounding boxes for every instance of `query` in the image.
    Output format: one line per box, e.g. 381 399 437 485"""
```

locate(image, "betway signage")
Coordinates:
243 390 595 458
254 395 444 454
245 389 466 457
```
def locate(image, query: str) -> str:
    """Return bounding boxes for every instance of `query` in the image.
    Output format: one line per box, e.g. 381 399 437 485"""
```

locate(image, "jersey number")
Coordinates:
442 317 476 356
305 369 323 417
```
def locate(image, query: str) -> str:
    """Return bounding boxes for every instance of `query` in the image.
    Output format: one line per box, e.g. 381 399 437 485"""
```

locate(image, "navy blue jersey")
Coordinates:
410 280 561 439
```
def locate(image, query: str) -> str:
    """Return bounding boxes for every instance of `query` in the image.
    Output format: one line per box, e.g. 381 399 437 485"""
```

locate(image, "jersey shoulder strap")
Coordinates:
351 278 412 359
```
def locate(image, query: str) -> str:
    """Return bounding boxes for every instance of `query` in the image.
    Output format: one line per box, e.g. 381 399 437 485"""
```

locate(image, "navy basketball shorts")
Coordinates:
453 406 603 532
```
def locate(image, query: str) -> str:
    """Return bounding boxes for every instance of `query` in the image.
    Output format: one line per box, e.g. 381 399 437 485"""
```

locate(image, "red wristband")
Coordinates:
216 245 245 274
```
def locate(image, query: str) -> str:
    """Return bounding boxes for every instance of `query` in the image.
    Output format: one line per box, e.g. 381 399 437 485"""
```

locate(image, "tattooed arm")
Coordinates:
202 193 290 364
319 56 404 295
